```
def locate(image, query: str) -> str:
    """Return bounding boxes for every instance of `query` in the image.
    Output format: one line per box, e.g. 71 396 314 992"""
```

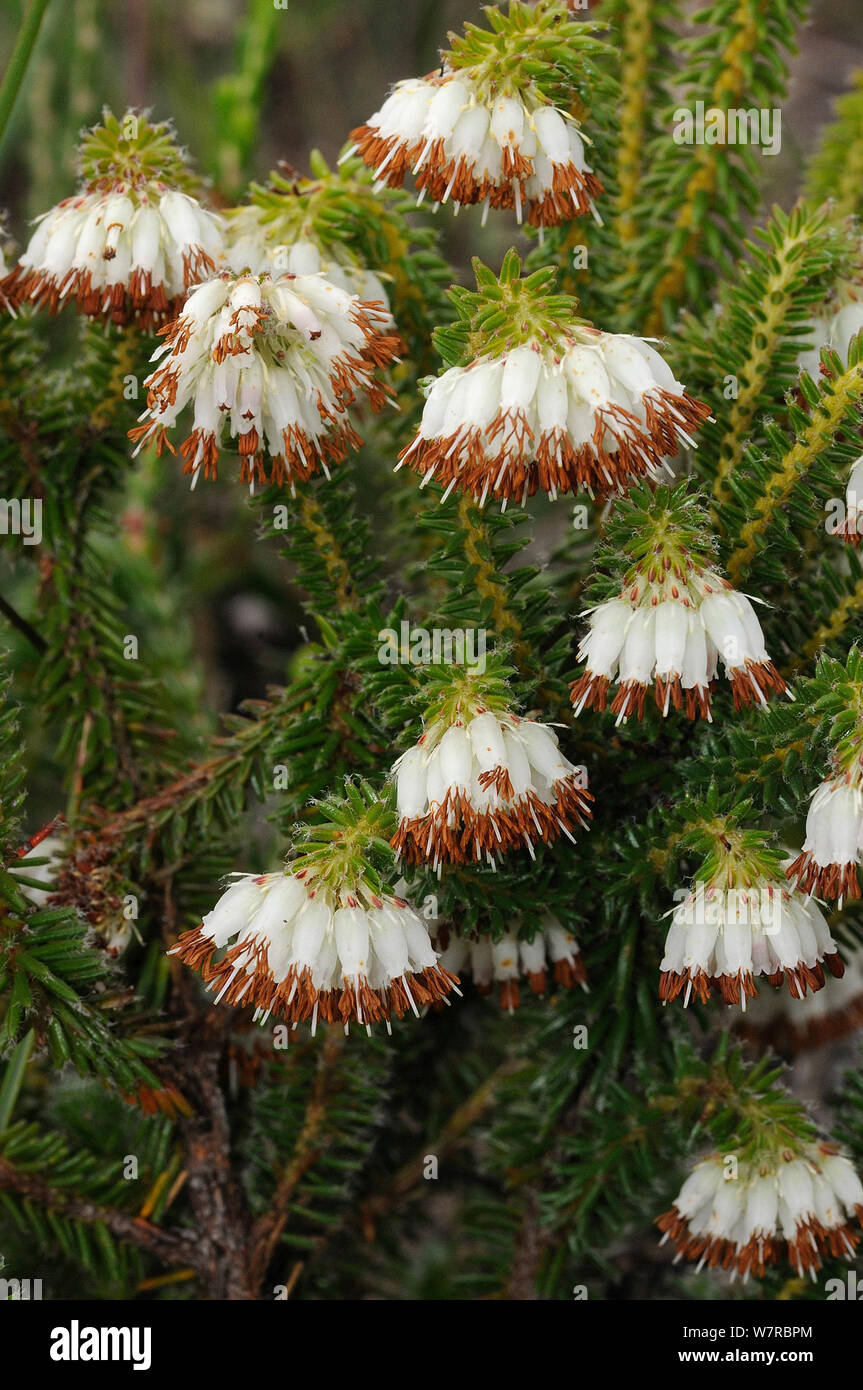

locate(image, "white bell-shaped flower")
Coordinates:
659 879 844 1009
4 187 224 328
130 269 399 490
390 709 592 871
658 1143 863 1280
399 327 709 505
348 70 602 226
170 870 458 1032
786 777 863 902
572 576 784 723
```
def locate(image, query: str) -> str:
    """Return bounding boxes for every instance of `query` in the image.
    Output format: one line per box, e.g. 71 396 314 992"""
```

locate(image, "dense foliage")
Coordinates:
1 0 863 1302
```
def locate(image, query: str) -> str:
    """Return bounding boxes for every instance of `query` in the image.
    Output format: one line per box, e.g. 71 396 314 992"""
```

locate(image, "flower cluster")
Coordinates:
129 270 400 488
659 880 843 1009
786 776 863 902
171 870 458 1033
657 1144 863 1280
432 912 587 1010
1 111 224 327
569 484 788 722
347 1 610 227
349 74 601 227
400 325 708 507
572 581 786 723
391 706 592 871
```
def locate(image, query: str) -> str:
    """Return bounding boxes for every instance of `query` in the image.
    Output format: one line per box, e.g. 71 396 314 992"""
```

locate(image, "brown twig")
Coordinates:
248 1029 346 1289
0 1156 200 1270
89 692 287 849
